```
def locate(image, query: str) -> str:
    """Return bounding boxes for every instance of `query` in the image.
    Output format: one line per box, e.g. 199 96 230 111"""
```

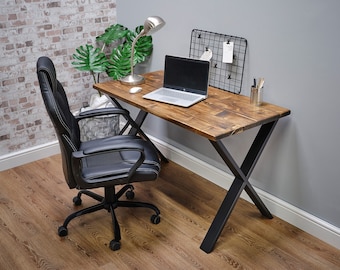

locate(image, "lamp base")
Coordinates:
119 74 145 85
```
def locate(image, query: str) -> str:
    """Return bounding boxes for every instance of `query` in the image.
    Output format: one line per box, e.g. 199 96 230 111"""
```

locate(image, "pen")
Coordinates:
257 78 264 90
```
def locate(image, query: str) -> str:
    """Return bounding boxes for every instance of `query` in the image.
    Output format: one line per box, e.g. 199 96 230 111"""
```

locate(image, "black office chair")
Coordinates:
36 56 161 251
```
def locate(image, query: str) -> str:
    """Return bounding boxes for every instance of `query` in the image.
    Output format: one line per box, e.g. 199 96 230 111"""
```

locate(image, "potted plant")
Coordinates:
71 23 154 140
72 23 153 84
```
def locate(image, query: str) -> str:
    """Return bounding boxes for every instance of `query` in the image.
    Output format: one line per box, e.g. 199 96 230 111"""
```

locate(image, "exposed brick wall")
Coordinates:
0 0 117 155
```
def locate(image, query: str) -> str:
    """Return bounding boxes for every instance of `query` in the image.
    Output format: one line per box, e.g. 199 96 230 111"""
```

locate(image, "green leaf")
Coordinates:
106 24 154 81
124 26 143 44
125 26 153 64
96 24 129 45
134 35 153 63
72 44 108 73
106 44 132 80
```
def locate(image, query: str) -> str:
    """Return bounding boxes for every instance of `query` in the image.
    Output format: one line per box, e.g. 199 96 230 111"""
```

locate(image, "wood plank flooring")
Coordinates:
0 154 339 269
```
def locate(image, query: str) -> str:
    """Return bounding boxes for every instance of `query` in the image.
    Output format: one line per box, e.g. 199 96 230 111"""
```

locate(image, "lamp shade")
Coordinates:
143 16 166 36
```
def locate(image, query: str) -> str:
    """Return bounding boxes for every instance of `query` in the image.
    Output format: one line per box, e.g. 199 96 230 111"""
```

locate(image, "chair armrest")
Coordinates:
74 141 144 157
72 140 146 181
75 107 129 121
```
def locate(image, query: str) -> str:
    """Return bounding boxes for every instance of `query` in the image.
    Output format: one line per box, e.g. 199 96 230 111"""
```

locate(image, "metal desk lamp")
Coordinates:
120 16 165 85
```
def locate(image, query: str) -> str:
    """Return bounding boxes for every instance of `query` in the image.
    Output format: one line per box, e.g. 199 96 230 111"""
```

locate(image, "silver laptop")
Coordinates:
143 55 210 107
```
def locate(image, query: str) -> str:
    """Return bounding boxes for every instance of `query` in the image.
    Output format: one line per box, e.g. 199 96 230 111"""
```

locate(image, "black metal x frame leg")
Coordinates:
200 120 278 253
108 96 168 162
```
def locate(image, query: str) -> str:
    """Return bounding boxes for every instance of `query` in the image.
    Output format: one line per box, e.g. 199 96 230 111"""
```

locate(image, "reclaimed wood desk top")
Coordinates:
94 70 290 141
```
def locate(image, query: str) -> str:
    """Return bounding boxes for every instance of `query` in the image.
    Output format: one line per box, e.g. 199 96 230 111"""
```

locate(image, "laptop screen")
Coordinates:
163 55 210 95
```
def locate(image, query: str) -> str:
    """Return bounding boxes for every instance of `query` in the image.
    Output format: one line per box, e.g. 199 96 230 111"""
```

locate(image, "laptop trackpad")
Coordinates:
161 96 178 103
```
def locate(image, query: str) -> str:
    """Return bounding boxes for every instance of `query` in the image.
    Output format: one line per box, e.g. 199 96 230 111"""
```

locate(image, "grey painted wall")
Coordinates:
117 0 340 228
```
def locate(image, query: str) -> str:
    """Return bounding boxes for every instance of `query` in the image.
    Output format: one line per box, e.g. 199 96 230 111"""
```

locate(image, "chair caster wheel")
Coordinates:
151 214 160 224
126 190 135 200
58 226 68 237
109 240 121 251
73 196 82 206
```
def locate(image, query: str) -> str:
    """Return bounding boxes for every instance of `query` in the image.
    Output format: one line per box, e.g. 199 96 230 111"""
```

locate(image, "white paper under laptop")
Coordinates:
143 55 210 107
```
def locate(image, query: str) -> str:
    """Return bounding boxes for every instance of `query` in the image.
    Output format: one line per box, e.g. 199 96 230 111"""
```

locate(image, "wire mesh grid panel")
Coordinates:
189 29 247 94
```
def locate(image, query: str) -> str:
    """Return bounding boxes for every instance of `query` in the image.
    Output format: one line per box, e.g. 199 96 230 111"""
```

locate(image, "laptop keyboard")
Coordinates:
158 88 199 101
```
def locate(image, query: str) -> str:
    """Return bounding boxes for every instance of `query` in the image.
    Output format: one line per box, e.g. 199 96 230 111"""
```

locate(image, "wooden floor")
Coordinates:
0 155 339 269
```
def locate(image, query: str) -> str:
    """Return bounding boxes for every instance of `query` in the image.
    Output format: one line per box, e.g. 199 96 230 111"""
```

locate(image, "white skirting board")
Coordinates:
0 141 60 171
1 137 339 250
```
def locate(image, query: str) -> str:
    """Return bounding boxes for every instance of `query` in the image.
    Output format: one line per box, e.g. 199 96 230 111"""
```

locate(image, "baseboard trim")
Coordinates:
1 137 339 249
0 141 60 171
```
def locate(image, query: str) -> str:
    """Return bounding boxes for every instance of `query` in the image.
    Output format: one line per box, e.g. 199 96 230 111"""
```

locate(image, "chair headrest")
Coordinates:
37 56 57 91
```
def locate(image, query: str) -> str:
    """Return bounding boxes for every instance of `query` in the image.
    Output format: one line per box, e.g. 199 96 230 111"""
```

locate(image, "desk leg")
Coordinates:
107 96 168 162
128 110 148 136
200 120 278 253
241 121 278 217
129 110 168 162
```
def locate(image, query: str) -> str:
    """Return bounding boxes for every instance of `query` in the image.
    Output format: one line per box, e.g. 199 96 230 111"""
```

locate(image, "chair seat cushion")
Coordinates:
78 135 160 187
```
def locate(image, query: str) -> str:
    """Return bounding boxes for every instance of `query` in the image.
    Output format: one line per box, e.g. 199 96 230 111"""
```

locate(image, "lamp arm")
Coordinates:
130 30 145 76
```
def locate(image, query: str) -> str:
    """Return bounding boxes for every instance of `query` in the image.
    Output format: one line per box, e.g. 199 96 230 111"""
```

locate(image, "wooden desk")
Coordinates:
95 70 291 253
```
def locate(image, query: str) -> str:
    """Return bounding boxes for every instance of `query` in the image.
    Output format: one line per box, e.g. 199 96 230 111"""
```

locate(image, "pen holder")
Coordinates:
250 87 262 106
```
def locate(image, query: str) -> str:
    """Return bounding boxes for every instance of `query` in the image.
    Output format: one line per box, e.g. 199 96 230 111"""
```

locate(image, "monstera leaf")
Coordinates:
96 24 129 46
125 26 153 63
72 44 108 83
106 26 153 80
106 44 132 80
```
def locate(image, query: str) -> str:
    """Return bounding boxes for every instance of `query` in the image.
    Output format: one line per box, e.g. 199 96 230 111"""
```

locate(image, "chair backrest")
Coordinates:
37 56 80 188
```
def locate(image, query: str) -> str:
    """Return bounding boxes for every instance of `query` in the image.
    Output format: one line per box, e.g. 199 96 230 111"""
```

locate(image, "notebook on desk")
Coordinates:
143 55 210 107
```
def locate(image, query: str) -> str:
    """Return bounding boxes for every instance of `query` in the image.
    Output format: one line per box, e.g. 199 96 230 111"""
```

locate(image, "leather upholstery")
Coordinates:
37 56 161 190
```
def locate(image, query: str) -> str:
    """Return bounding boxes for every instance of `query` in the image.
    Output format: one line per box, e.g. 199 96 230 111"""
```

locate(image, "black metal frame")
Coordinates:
200 120 277 253
189 29 247 94
108 96 168 162
109 96 277 253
